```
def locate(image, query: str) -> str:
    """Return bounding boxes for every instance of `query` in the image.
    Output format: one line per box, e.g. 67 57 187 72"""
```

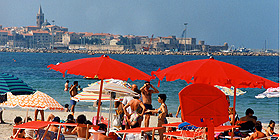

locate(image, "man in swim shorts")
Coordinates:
140 81 159 127
123 95 145 128
69 81 78 113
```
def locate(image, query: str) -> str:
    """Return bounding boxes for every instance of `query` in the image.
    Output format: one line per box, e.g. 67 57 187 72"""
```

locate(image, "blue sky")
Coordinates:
1 0 279 50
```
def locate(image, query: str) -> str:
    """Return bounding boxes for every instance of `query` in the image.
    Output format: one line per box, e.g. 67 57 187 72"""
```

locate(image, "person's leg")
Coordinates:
71 105 75 113
144 114 150 127
46 113 55 121
39 110 44 121
34 109 38 121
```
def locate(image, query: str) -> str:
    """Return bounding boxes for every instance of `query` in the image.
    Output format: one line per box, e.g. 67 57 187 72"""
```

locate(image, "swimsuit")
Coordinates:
144 104 153 115
130 111 140 123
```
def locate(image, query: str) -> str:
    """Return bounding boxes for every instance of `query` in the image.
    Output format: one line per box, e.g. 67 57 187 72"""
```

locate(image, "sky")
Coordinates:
1 0 279 50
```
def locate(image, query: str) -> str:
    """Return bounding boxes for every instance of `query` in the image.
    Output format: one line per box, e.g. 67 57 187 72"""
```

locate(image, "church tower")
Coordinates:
36 5 44 28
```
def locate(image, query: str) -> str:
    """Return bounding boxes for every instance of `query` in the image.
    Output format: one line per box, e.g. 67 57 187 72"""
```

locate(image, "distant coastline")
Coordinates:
0 48 279 56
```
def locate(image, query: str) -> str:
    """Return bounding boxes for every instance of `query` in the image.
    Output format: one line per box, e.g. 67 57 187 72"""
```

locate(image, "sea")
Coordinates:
0 52 279 123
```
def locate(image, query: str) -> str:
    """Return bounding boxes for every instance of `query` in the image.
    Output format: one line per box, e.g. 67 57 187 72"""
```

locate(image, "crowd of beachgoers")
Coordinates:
0 80 277 140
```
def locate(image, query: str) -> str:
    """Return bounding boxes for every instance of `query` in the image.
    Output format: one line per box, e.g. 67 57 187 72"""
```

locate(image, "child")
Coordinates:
12 116 25 138
71 114 89 139
266 120 276 136
64 104 70 112
244 121 266 140
145 94 168 140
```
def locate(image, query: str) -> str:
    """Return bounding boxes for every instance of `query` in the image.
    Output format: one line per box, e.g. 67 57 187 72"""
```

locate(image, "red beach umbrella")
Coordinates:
179 83 229 140
154 57 279 124
47 55 152 124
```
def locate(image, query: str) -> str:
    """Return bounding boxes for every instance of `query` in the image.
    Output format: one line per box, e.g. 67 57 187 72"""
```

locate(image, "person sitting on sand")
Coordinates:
239 108 257 131
225 107 239 125
244 121 266 140
123 95 146 129
63 114 76 135
266 120 276 136
49 116 60 133
64 104 70 112
12 116 25 138
71 114 89 139
25 117 34 139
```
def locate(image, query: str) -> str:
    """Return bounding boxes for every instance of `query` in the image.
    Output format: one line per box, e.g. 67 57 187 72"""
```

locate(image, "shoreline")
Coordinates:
0 109 278 139
0 48 279 56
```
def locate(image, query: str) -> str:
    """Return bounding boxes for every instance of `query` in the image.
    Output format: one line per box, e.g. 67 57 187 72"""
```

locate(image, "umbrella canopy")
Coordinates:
255 87 279 98
0 73 35 95
0 91 64 111
47 55 152 81
83 79 137 96
179 83 229 127
72 92 124 102
214 85 246 96
48 55 152 124
154 58 278 88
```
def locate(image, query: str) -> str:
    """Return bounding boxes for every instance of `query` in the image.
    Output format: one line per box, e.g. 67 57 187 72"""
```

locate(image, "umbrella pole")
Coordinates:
107 98 113 136
96 79 104 125
231 87 237 140
25 109 29 122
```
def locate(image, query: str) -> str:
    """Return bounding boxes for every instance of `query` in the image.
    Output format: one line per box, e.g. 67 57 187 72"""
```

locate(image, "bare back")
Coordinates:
129 99 141 111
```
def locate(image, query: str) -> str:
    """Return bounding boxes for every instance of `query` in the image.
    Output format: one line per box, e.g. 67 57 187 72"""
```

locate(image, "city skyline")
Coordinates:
1 0 279 50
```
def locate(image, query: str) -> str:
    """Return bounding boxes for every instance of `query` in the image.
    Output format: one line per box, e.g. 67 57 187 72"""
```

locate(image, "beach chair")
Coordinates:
116 127 165 140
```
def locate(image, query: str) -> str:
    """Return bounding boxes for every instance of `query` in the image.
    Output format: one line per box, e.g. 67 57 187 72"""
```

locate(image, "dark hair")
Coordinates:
133 95 140 99
52 116 60 123
67 114 74 121
145 81 150 84
65 104 69 108
251 116 257 120
77 114 86 124
158 94 167 102
255 121 262 131
27 117 32 122
66 80 69 83
85 120 93 125
73 81 78 85
269 120 275 127
245 108 254 115
14 116 22 124
114 101 121 108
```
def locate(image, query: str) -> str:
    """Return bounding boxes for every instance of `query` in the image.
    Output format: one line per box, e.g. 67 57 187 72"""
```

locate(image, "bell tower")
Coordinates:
36 5 44 28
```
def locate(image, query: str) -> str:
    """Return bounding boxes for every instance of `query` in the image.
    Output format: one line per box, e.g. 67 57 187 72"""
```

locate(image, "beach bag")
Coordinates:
113 115 122 127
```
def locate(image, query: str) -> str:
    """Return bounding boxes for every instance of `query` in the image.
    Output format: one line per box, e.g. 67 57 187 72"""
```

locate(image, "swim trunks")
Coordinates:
70 99 76 105
144 104 153 115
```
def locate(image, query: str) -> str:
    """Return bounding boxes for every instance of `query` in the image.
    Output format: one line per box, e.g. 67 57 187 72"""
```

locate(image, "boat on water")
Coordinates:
255 87 280 98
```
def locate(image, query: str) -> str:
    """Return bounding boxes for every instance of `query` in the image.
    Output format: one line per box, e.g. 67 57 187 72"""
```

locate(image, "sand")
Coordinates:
0 109 278 139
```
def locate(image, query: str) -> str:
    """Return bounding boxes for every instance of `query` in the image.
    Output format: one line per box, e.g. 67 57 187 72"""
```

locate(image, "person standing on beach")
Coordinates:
64 80 70 91
140 81 159 127
69 81 78 113
123 95 146 128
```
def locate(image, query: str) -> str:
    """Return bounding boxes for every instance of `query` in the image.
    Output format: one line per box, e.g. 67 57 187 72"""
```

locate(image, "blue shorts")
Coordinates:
70 100 76 105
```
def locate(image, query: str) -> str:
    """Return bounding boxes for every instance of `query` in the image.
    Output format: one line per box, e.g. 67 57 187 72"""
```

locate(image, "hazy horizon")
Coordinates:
1 0 279 50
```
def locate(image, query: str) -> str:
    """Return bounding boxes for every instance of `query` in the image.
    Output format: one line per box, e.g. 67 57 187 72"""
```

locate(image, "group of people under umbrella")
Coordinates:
0 55 278 140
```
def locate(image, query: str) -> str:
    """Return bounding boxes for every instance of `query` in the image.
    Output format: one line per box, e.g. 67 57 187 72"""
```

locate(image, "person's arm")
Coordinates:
70 127 77 135
139 102 146 116
175 105 181 118
123 103 130 117
150 84 159 93
140 84 146 92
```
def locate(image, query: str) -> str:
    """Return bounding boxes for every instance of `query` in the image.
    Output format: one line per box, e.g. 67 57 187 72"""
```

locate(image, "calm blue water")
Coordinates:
0 52 278 123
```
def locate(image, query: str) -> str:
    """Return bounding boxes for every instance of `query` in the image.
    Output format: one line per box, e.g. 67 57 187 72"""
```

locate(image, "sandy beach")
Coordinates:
0 109 278 139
